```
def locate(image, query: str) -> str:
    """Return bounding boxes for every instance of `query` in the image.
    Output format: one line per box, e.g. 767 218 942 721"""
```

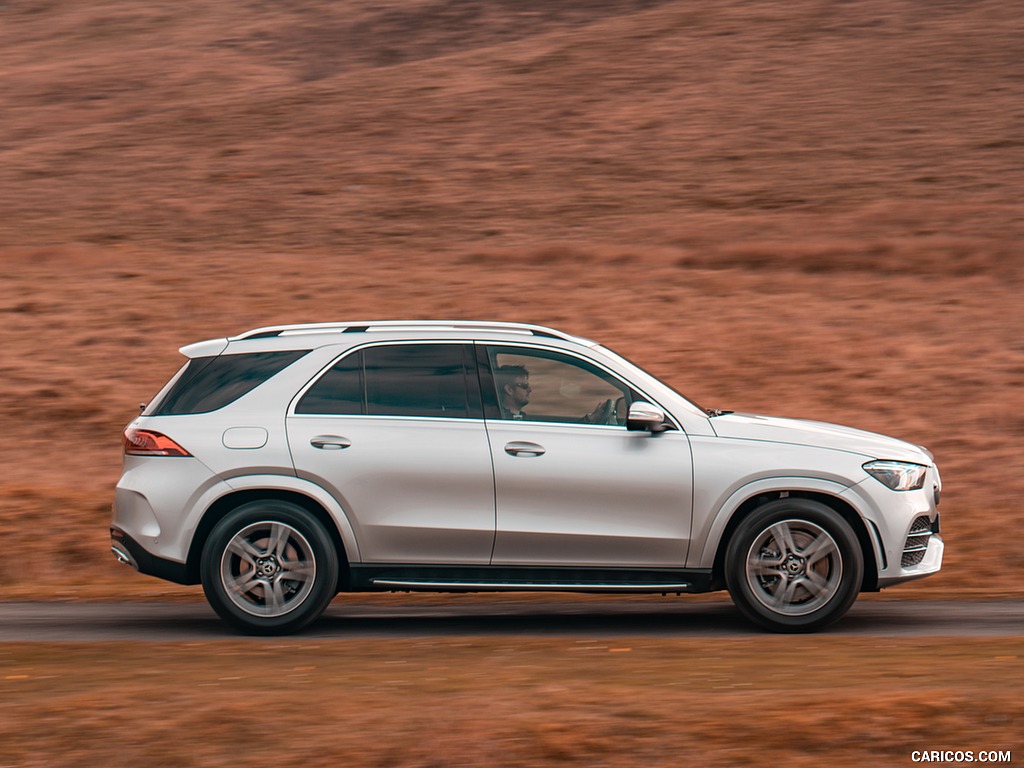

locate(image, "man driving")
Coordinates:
496 365 532 419
496 364 618 424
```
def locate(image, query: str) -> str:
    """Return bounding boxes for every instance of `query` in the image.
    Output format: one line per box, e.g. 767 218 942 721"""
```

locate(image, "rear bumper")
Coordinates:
110 527 194 585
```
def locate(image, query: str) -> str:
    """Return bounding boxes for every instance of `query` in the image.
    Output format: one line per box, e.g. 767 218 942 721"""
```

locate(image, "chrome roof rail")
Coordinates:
231 321 594 345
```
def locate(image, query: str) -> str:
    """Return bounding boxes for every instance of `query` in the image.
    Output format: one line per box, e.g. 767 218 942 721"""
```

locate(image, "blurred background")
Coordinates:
0 0 1021 598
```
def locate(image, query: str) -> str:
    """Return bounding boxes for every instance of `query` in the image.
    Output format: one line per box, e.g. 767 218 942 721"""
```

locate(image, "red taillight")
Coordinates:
123 429 192 457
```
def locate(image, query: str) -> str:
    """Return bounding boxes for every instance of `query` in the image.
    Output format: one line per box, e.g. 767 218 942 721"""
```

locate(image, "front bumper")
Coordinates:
877 530 944 588
841 465 944 590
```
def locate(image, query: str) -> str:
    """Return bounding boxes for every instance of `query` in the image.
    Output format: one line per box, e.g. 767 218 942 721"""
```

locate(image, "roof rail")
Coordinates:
231 321 593 345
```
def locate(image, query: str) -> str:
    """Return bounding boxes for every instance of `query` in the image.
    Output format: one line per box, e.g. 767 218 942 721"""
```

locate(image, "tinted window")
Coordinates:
365 345 469 418
295 344 475 419
295 352 363 415
486 346 633 425
151 351 308 415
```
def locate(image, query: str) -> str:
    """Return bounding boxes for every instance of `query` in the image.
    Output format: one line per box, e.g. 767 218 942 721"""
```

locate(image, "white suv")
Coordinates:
111 321 943 634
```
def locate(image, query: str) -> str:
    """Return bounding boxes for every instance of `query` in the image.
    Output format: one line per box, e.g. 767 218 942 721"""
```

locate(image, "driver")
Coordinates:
497 365 532 419
496 365 617 424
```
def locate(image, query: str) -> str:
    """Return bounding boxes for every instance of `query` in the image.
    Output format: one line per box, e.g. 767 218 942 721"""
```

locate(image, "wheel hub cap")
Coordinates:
785 554 806 576
255 556 280 579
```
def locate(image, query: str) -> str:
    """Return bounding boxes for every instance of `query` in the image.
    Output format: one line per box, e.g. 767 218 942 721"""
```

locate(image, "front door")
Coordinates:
481 345 694 568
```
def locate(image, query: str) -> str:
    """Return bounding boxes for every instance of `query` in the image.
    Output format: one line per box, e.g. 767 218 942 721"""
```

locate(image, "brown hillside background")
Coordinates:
1 0 1022 599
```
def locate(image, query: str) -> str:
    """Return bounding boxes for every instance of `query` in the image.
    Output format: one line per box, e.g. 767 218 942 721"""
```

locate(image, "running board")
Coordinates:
371 579 692 593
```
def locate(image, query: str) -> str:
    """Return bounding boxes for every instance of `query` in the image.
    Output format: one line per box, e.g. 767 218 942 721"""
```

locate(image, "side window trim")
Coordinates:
475 343 502 420
462 344 485 419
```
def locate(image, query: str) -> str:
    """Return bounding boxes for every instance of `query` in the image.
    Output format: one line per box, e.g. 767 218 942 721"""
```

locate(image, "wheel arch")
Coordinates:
708 489 879 593
186 486 353 589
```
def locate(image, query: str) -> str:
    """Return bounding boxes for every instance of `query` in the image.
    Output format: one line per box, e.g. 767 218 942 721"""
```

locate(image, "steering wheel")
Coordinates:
595 398 616 425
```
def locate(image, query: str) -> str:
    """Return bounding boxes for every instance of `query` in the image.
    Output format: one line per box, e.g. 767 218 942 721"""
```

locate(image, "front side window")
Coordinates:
296 344 476 418
485 346 633 426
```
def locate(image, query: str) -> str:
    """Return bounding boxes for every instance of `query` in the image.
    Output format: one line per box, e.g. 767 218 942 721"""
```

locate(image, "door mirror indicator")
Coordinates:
626 402 670 432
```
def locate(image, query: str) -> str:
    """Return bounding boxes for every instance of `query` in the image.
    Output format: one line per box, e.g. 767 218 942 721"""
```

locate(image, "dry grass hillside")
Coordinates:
0 0 1021 599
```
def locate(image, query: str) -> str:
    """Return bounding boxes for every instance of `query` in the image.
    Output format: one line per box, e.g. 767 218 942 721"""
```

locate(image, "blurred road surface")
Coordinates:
0 599 1020 641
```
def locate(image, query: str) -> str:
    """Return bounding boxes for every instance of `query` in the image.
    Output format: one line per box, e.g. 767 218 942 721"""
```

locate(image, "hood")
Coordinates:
709 412 932 464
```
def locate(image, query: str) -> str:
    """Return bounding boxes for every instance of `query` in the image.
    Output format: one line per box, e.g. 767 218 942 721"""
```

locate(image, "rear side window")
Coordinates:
149 351 309 416
296 344 479 419
294 352 363 415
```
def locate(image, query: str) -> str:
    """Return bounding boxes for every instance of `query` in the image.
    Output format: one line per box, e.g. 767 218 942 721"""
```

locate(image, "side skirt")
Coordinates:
346 565 715 594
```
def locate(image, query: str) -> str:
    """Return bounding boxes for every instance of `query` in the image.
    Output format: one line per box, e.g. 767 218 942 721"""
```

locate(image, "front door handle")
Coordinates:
504 441 546 457
310 435 352 450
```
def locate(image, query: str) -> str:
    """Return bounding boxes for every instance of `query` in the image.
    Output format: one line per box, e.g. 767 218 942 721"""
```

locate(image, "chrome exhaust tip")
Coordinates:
111 543 138 571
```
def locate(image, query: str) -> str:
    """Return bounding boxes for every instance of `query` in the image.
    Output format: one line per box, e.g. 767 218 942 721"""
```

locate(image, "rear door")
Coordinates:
286 343 495 564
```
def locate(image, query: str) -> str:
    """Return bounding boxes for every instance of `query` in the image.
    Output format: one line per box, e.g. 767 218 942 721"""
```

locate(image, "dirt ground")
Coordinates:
2 637 1022 767
1 0 1022 599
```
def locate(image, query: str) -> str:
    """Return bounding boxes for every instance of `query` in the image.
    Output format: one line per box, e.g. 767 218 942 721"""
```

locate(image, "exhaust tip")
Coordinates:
111 543 138 571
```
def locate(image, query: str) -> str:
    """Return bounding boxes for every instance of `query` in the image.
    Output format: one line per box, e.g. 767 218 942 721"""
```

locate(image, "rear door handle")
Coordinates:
504 441 545 457
310 435 352 450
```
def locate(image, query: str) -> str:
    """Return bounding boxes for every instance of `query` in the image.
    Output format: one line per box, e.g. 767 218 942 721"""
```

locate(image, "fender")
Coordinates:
693 476 867 569
220 473 362 563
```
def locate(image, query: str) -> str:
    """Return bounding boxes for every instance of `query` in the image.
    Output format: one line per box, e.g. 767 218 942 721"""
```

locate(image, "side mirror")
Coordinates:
626 402 670 432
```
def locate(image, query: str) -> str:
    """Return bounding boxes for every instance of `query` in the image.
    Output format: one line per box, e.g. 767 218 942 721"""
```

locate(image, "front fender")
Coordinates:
693 476 858 569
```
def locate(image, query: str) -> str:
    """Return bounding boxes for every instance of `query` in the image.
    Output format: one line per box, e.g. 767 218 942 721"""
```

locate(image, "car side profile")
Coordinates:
111 321 943 634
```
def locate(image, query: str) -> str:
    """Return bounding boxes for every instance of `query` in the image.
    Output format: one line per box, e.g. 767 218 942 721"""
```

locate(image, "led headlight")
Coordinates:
863 460 928 491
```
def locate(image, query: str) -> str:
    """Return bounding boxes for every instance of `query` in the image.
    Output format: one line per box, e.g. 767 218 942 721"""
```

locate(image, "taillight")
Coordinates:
123 428 192 457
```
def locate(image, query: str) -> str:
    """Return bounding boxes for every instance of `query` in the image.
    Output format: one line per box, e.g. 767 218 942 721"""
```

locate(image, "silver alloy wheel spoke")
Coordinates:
750 559 786 577
280 560 315 582
801 569 830 598
769 523 798 557
769 576 799 609
264 578 286 614
226 572 261 596
227 537 262 565
800 533 838 566
267 523 291 559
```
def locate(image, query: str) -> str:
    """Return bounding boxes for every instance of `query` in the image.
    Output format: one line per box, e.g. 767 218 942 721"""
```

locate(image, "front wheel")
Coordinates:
725 499 863 633
201 500 339 635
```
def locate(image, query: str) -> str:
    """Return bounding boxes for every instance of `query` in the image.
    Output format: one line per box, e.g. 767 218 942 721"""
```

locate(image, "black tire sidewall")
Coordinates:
725 498 863 633
201 500 339 635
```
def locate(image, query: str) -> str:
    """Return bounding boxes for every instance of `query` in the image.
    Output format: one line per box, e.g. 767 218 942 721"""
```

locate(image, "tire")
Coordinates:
725 498 863 633
201 500 339 635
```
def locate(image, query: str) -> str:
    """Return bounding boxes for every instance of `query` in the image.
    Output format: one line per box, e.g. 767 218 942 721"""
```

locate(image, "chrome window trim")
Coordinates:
289 413 487 426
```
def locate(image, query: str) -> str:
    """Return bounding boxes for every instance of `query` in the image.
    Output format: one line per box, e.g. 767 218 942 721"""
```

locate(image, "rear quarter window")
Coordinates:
147 350 309 415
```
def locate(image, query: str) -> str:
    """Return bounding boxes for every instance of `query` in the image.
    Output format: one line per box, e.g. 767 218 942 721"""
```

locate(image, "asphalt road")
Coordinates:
0 599 1020 641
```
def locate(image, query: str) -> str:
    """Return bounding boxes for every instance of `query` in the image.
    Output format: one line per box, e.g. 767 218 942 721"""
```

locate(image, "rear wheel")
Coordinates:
725 499 863 633
201 500 339 635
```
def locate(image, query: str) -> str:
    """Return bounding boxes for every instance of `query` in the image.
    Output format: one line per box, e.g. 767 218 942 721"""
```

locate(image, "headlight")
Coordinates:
863 460 928 491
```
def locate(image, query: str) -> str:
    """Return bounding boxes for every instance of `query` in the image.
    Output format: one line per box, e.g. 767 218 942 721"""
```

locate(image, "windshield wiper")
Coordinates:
706 408 734 417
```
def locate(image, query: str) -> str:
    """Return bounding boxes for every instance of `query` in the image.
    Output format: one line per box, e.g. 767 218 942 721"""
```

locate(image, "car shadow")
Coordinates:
309 601 759 638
